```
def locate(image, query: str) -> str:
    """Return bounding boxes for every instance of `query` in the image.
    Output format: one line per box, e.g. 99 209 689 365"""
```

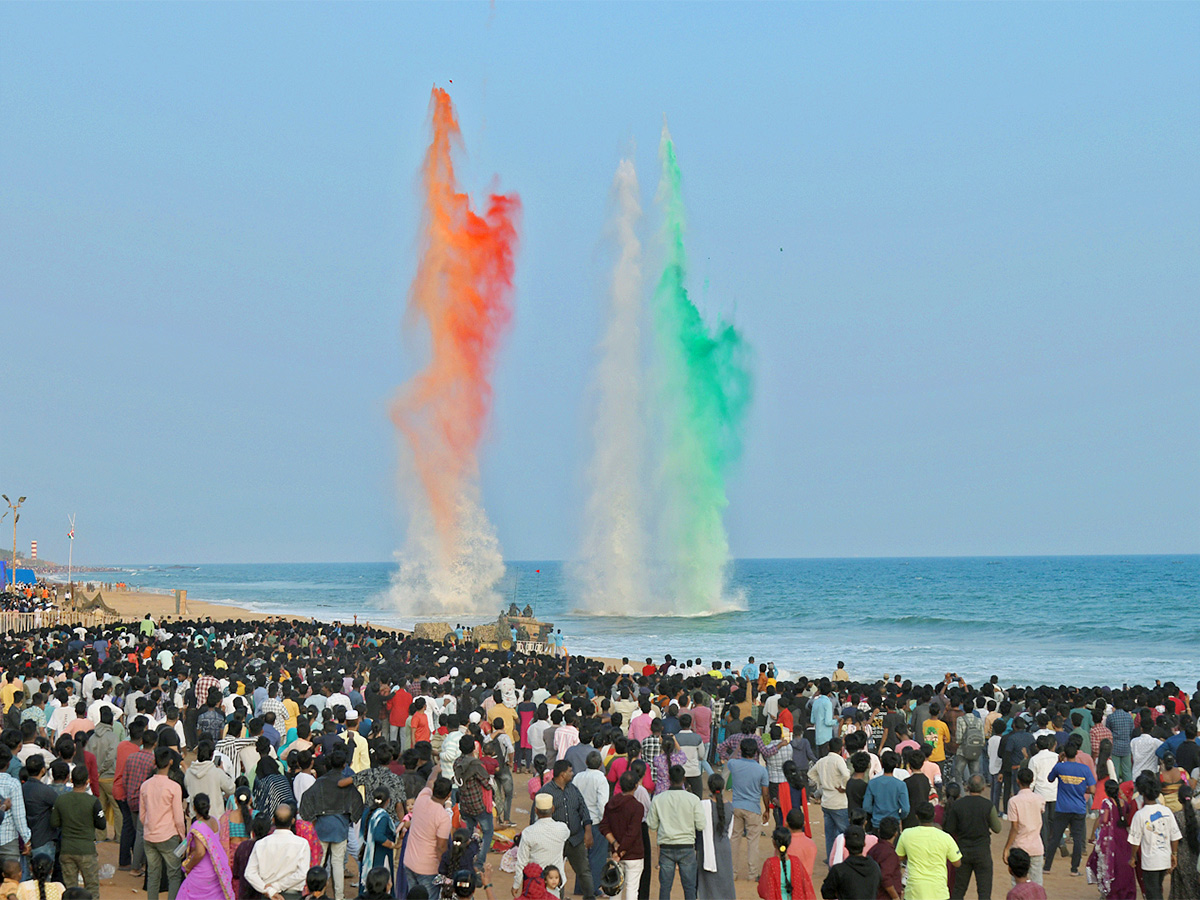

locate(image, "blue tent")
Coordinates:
0 563 35 586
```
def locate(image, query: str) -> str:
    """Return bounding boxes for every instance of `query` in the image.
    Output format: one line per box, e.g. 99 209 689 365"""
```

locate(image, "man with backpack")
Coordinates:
954 701 988 787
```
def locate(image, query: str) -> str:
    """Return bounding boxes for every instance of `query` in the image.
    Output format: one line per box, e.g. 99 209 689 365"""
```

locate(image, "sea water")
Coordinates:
102 556 1199 687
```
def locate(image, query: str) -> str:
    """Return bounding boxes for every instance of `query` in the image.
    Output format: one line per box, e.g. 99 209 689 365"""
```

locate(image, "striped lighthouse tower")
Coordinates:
30 540 36 561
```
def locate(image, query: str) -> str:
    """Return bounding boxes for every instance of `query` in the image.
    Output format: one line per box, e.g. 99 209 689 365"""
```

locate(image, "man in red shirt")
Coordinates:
387 680 412 752
121 727 158 877
641 658 657 678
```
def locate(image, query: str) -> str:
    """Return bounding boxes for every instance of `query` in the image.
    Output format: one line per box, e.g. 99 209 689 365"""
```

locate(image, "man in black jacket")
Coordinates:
821 825 881 900
298 748 363 900
944 774 1002 899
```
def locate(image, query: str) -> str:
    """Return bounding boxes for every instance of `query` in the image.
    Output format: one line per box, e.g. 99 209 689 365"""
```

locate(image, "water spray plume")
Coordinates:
390 86 520 615
577 158 651 612
651 124 752 614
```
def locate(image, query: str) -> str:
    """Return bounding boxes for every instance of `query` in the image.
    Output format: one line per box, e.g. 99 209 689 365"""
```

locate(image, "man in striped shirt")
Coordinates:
0 745 30 867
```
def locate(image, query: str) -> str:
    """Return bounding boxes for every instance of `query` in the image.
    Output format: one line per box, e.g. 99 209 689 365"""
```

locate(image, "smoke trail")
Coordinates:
576 158 651 613
389 86 520 615
651 125 752 614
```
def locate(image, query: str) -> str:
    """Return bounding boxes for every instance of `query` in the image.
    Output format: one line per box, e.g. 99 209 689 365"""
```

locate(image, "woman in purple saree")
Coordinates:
1086 780 1137 900
178 817 236 900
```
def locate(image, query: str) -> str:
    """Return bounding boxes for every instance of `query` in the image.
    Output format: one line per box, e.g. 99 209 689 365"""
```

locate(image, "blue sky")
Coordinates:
1 2 1197 565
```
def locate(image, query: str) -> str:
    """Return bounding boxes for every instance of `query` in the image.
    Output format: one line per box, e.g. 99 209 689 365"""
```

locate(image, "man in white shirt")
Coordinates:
1128 780 1181 899
439 716 468 780
526 711 550 763
1131 730 1164 780
809 736 851 859
573 750 611 885
496 671 518 709
245 805 310 900
618 659 635 676
514 794 572 895
1027 735 1060 851
326 683 352 717
88 694 124 727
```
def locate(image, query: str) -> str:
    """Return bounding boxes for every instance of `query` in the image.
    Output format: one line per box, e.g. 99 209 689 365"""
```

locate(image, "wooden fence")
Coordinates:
0 607 123 634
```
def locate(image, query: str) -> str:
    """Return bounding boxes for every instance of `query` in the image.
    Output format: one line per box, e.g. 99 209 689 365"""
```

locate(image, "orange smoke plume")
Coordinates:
392 86 520 570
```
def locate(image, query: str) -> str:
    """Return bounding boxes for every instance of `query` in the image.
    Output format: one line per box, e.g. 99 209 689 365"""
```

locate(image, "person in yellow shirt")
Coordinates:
922 703 952 774
489 689 518 742
283 694 300 733
1 672 21 714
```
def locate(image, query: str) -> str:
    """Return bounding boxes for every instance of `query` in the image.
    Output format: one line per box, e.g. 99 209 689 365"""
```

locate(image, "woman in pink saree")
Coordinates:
1086 780 1137 900
178 817 236 900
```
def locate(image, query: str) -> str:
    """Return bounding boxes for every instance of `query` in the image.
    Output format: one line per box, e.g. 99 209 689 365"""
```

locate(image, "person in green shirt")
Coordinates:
894 801 962 900
647 764 706 900
50 765 106 896
140 613 157 637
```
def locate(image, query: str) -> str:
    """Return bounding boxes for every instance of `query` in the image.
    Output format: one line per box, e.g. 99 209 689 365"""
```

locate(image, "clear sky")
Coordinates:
2 3 1197 565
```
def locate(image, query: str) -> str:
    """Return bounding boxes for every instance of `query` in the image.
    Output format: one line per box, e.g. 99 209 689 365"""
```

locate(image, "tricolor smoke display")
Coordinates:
579 128 752 616
390 87 520 614
577 158 652 613
651 125 752 614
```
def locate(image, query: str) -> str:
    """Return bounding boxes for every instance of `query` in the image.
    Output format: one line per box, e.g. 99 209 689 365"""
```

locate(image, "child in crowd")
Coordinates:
302 865 328 898
1005 848 1047 900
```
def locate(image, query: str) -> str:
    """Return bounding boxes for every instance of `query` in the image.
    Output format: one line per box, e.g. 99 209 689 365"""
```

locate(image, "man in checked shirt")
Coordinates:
718 718 785 763
0 745 29 870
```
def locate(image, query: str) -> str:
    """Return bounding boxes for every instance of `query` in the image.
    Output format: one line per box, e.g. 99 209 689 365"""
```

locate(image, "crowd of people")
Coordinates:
0 593 1194 900
0 582 60 615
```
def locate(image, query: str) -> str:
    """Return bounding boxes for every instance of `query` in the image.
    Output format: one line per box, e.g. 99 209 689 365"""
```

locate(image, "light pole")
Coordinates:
1 496 26 588
67 514 76 601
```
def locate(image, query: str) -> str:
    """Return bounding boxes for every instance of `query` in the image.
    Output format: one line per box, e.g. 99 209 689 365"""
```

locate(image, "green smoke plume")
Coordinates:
652 126 752 613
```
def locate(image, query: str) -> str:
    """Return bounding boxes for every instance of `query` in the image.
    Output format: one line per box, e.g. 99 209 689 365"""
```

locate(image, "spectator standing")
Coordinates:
944 775 1001 900
728 738 771 881
537 760 596 900
809 737 850 860
140 745 186 900
244 805 311 900
647 765 705 900
51 765 105 896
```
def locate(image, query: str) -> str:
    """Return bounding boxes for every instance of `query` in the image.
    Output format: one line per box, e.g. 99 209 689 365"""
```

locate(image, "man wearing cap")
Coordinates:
515 793 571 895
341 709 370 774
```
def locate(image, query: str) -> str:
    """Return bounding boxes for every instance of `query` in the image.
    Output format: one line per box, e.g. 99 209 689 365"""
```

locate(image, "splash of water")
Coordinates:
576 158 652 612
389 86 520 615
650 125 752 614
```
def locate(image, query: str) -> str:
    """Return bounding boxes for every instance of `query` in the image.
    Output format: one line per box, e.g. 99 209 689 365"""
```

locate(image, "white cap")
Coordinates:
469 711 482 724
346 709 359 721
450 667 460 678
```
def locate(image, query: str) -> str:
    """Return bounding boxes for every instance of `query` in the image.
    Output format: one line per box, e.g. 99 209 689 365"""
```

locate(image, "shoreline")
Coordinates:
61 589 1181 692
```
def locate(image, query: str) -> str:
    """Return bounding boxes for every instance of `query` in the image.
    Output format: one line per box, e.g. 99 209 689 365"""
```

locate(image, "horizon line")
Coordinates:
81 551 1200 568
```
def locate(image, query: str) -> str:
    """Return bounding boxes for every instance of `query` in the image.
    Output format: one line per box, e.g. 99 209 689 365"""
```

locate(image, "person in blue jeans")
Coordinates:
809 736 851 860
647 765 705 900
727 738 771 881
1043 739 1097 876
